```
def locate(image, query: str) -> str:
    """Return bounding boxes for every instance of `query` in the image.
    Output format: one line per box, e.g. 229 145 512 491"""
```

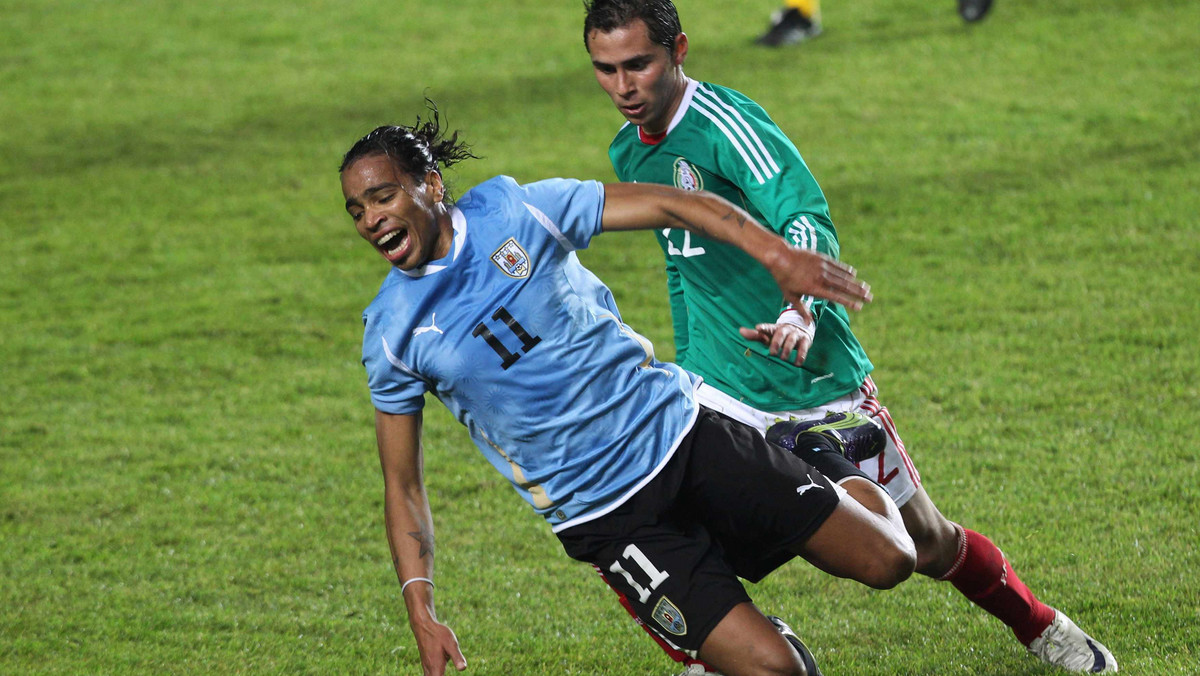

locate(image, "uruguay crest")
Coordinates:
673 158 703 192
490 237 530 278
651 596 688 636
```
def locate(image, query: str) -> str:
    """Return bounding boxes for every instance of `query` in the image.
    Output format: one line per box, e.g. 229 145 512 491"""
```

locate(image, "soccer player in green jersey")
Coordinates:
582 1 1116 674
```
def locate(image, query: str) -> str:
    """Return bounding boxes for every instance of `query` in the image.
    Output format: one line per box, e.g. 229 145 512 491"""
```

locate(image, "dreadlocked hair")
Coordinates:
339 99 477 202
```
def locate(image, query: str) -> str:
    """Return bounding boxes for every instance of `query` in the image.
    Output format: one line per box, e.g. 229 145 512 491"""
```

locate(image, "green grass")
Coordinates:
2 0 1197 674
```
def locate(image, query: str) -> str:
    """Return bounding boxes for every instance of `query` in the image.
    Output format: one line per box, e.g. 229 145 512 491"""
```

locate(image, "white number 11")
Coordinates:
608 544 671 604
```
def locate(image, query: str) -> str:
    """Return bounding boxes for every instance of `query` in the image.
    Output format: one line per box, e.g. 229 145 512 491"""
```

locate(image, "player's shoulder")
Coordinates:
459 175 520 207
694 80 759 105
467 174 595 202
688 80 774 123
361 269 405 338
457 175 536 221
608 121 639 161
609 121 636 145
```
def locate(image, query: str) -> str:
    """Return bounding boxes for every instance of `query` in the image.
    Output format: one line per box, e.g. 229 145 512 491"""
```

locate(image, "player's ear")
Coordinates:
424 171 445 203
672 32 688 66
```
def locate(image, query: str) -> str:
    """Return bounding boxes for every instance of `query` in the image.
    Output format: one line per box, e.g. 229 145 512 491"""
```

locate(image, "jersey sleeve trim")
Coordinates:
380 334 426 384
787 215 819 250
523 200 578 251
691 84 781 185
785 215 820 311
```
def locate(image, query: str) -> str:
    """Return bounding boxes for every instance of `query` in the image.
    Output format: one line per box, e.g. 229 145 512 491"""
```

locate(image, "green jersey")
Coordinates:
609 79 871 411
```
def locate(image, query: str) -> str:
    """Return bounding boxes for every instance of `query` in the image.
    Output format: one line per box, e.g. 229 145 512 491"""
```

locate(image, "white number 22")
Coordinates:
662 228 706 257
607 544 671 604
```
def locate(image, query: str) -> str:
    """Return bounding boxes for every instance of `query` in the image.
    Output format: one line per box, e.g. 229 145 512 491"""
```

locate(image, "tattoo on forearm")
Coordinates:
408 529 435 559
720 207 749 229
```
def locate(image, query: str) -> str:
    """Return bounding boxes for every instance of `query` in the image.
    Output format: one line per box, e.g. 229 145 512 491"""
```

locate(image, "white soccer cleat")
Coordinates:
674 664 721 676
1027 610 1118 673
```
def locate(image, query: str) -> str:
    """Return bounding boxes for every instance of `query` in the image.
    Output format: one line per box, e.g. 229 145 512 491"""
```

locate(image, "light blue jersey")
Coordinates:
362 176 700 531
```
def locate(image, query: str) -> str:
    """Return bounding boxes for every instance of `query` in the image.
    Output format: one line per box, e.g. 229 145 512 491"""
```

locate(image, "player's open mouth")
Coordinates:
622 103 646 117
376 228 410 261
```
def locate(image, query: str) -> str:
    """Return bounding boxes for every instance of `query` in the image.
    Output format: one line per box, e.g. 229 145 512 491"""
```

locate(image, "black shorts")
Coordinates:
556 407 840 652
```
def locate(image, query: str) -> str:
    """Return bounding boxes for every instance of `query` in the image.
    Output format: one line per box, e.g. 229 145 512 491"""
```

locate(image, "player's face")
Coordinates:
341 153 452 270
587 20 688 135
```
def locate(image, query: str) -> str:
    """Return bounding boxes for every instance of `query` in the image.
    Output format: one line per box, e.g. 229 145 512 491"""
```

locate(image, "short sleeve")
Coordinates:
515 178 606 251
362 312 428 415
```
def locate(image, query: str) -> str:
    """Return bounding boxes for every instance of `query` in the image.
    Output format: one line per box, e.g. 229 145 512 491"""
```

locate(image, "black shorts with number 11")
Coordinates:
556 407 840 652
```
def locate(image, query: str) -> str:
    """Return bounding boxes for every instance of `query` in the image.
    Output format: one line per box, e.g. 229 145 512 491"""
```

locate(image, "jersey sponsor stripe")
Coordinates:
797 215 820 250
524 201 577 251
697 85 781 175
787 216 819 311
688 99 767 185
788 220 810 249
692 87 777 183
786 216 821 254
691 88 772 178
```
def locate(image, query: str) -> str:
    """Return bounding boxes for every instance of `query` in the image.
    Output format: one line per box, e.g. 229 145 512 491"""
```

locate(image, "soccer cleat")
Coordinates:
958 0 995 22
766 412 886 464
1027 610 1118 673
768 616 823 676
755 7 822 47
674 664 721 676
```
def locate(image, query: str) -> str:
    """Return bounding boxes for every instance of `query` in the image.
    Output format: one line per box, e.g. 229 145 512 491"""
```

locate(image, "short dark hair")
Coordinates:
583 0 682 51
339 100 476 201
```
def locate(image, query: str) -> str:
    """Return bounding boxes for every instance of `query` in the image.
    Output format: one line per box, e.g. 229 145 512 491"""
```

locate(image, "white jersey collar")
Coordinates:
399 205 467 278
665 78 699 135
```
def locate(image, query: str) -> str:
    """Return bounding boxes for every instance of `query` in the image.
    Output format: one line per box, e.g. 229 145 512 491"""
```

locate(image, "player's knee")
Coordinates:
750 650 809 676
726 637 809 676
862 539 916 590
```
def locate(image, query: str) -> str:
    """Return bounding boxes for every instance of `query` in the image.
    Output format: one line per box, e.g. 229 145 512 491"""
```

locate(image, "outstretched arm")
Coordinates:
599 183 872 316
376 410 466 675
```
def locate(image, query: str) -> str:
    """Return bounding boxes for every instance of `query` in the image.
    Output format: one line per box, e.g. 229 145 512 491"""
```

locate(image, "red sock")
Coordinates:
941 526 1056 646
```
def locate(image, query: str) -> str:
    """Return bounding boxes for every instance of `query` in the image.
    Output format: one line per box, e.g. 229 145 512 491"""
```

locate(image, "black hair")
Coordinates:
583 0 682 51
339 100 476 201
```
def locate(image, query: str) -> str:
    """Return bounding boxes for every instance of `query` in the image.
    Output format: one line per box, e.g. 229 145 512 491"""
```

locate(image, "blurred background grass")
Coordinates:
1 0 1197 673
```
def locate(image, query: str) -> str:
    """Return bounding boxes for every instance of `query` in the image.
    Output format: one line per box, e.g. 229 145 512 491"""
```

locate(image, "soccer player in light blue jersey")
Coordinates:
340 110 914 676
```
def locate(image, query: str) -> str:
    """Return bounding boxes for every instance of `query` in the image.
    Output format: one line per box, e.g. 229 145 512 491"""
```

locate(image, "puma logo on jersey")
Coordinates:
413 314 444 337
795 474 824 497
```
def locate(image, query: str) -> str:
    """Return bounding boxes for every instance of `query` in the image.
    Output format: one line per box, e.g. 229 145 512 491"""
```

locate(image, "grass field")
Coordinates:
2 0 1197 674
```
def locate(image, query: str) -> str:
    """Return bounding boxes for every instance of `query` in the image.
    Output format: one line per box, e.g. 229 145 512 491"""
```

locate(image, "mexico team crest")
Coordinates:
651 596 688 636
673 158 703 192
490 238 530 278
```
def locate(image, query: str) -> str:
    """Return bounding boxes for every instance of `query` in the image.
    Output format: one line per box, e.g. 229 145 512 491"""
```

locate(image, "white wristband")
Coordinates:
777 308 815 338
400 577 435 594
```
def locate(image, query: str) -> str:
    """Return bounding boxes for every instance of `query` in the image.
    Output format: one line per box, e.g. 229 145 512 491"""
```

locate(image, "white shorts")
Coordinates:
694 376 921 508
